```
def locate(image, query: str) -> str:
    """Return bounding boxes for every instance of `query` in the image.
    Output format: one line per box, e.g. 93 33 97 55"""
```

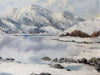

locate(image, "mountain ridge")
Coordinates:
0 4 84 35
63 17 100 35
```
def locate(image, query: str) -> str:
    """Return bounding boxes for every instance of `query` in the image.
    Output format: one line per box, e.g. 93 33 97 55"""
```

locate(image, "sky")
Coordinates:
0 0 100 18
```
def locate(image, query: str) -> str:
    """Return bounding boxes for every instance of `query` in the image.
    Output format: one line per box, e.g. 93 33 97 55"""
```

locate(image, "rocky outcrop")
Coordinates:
6 58 15 61
30 73 51 75
42 57 100 72
51 64 71 71
78 58 87 64
0 57 15 62
0 57 2 59
52 58 58 62
51 64 64 69
42 57 51 61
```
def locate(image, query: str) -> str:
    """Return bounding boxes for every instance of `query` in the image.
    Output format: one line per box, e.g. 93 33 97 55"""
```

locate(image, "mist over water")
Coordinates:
0 35 96 63
0 36 68 63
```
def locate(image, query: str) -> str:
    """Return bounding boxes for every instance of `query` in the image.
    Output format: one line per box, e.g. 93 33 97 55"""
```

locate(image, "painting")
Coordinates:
0 0 100 75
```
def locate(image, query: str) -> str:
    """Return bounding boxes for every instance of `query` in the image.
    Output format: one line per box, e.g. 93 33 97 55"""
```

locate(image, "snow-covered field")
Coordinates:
0 61 99 75
0 35 100 75
58 36 100 59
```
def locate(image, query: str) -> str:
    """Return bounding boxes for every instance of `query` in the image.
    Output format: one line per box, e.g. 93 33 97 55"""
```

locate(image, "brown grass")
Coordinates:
60 30 100 38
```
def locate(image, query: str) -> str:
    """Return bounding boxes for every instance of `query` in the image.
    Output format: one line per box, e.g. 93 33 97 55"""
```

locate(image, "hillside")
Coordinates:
62 17 100 37
0 4 83 35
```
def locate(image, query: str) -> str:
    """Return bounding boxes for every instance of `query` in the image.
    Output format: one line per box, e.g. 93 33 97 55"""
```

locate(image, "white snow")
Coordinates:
52 12 65 21
64 17 100 35
0 61 99 75
0 4 81 35
0 35 100 62
40 26 62 35
0 35 100 75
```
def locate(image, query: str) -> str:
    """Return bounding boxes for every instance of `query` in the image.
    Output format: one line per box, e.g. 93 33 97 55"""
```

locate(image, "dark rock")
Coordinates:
97 58 100 61
88 57 98 66
40 73 51 75
6 58 10 60
95 61 100 68
77 59 82 63
81 58 87 64
51 64 64 69
52 58 58 62
30 73 51 75
30 73 37 75
42 57 51 61
67 69 71 71
6 58 15 61
0 57 2 59
95 67 100 72
10 58 15 60
59 57 65 63
65 58 76 63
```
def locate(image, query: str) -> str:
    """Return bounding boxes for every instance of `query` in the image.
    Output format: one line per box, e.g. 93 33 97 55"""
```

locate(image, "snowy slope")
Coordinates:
0 61 99 75
0 30 5 36
64 17 100 35
0 4 83 35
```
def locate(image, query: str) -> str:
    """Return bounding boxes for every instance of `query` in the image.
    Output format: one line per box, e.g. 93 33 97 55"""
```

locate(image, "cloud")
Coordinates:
42 3 48 6
61 0 68 6
48 0 56 5
0 0 99 18
67 5 74 11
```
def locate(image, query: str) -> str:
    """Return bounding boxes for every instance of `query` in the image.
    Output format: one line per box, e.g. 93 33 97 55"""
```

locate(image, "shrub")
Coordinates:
70 30 90 37
91 31 100 37
60 30 100 38
60 30 90 38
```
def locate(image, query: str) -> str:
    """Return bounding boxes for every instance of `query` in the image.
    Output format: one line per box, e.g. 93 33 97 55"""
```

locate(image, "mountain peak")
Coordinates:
0 4 82 35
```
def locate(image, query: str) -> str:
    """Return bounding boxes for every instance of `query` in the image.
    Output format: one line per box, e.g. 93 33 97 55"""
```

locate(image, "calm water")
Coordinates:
0 35 98 63
0 36 68 63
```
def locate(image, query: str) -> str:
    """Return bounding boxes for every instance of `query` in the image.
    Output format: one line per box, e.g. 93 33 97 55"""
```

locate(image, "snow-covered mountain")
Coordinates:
64 17 100 35
0 4 83 35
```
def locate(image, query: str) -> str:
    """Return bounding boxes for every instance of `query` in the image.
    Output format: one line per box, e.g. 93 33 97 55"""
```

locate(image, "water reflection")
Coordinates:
0 36 67 63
